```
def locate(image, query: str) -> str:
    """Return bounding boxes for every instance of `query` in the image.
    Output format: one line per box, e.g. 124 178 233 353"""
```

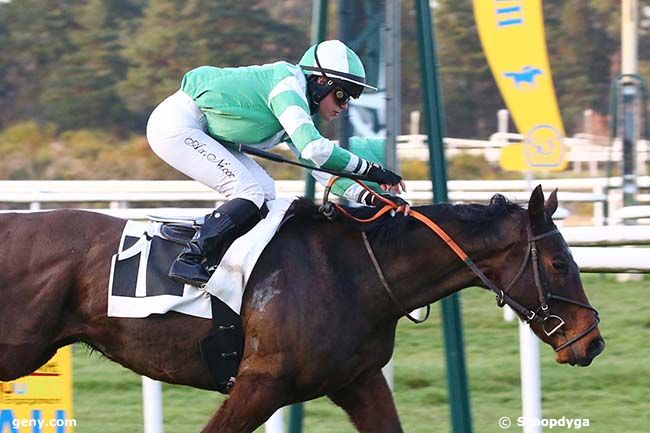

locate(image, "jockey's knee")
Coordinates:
254 172 276 202
236 184 266 209
262 185 276 202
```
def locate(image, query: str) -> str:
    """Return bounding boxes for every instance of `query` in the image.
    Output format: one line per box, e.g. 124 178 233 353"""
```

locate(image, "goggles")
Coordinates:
333 87 351 108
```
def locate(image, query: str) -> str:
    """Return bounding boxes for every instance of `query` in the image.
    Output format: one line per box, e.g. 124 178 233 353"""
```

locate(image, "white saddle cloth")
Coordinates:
107 198 293 319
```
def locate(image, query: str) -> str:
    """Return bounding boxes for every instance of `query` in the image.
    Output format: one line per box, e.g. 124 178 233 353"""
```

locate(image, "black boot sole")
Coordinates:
168 272 210 287
168 256 211 287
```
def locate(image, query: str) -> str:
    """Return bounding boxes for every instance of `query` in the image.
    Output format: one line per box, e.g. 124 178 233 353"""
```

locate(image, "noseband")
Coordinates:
493 223 600 352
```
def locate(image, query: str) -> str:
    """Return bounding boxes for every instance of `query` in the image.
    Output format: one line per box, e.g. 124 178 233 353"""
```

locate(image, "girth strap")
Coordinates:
199 296 244 394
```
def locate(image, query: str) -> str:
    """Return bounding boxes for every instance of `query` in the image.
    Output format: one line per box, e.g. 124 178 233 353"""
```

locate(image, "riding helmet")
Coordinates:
299 40 377 113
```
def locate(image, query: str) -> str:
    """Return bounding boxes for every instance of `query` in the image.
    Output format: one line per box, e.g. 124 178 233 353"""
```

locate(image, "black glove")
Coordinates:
362 192 410 208
364 163 403 186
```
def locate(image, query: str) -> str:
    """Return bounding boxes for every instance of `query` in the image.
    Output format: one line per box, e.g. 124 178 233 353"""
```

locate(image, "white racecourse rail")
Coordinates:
1 176 649 225
0 180 648 433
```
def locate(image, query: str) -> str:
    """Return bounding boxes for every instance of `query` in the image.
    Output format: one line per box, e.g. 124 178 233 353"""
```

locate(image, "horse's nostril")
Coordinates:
587 337 605 359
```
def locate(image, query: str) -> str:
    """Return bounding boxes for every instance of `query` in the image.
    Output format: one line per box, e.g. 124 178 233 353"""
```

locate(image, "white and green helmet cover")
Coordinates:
299 40 377 96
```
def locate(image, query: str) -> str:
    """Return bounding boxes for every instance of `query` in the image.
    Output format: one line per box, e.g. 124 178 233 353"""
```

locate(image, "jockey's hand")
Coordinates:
365 163 405 193
364 192 411 215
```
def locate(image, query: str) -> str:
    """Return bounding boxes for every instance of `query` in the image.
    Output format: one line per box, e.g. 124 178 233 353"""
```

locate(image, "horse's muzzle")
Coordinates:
585 337 605 363
567 336 605 367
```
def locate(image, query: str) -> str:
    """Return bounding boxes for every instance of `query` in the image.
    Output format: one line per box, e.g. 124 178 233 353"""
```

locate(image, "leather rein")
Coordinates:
321 178 600 352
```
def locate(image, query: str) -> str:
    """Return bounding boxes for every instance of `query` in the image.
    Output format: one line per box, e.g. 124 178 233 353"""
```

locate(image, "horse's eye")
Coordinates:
551 258 568 272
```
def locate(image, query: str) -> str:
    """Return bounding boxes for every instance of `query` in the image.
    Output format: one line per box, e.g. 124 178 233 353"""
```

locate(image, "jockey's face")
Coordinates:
316 77 349 122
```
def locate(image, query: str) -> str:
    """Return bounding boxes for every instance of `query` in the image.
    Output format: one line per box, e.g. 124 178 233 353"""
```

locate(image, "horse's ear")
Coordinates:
528 184 546 224
545 188 559 216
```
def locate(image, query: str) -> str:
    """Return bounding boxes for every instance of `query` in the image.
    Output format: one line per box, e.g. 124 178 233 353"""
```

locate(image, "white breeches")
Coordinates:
146 90 275 209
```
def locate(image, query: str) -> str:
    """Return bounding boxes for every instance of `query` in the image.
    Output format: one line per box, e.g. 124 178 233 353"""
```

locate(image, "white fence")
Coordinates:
394 133 650 178
1 177 649 225
563 225 650 272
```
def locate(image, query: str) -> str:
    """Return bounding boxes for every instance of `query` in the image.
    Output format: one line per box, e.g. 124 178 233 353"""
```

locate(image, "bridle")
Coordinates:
322 179 600 353
486 222 600 352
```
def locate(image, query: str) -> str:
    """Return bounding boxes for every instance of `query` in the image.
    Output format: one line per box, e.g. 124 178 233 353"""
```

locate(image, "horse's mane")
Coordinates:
285 195 524 249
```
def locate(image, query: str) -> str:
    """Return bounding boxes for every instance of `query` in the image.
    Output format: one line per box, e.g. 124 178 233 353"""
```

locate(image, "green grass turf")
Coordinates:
73 275 649 432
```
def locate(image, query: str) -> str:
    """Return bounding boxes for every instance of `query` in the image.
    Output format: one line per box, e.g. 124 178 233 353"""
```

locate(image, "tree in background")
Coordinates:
41 0 133 132
2 0 650 181
117 0 305 127
435 0 503 138
0 121 57 179
116 0 195 121
0 5 9 128
2 0 646 139
0 0 77 126
260 0 311 34
544 0 615 133
187 0 304 66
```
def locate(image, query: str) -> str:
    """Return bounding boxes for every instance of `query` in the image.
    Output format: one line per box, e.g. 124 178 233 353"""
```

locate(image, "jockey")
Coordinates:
146 40 406 287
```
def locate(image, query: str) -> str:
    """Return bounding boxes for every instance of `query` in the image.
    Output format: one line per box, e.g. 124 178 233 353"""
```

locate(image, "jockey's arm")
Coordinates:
284 138 408 209
283 140 382 202
269 89 369 174
268 78 403 195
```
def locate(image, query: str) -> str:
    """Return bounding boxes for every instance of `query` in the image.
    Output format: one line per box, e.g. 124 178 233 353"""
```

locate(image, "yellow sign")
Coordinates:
1 347 74 433
473 0 567 171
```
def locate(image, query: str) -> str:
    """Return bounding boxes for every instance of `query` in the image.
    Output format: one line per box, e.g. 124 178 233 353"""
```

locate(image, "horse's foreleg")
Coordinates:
200 374 285 433
328 371 404 433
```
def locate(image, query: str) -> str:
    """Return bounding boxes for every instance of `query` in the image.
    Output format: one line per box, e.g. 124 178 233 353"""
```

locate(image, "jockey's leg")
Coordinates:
147 90 266 286
201 374 285 433
328 371 404 433
225 146 277 203
168 198 261 286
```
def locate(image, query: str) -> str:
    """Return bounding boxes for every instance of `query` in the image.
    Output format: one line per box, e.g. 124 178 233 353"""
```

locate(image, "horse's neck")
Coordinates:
373 214 521 316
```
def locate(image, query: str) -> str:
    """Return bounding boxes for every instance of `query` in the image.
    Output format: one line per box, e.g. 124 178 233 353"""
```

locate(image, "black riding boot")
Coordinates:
168 198 261 287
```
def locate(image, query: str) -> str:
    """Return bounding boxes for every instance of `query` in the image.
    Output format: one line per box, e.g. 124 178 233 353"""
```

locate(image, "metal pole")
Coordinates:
519 178 542 433
338 0 353 151
622 85 638 207
384 0 401 170
265 409 284 433
497 109 509 140
287 4 329 431
622 0 638 75
622 0 639 207
142 377 164 433
414 1 473 433
498 109 516 323
304 0 329 202
519 323 542 433
288 404 303 433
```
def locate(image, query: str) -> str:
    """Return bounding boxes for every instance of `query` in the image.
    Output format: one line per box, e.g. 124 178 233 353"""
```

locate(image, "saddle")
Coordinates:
153 215 244 394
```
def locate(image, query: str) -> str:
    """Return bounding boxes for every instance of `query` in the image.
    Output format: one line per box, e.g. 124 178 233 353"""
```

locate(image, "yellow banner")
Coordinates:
1 347 74 433
473 0 567 171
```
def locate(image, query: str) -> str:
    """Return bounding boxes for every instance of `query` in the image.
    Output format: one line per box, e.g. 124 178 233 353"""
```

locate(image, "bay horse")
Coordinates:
0 185 604 433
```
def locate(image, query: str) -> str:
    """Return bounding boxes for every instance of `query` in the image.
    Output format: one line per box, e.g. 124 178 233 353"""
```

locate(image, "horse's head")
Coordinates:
498 185 604 366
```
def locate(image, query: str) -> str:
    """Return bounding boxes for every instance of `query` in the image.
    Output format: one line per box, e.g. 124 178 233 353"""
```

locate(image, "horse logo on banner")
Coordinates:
504 65 543 88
